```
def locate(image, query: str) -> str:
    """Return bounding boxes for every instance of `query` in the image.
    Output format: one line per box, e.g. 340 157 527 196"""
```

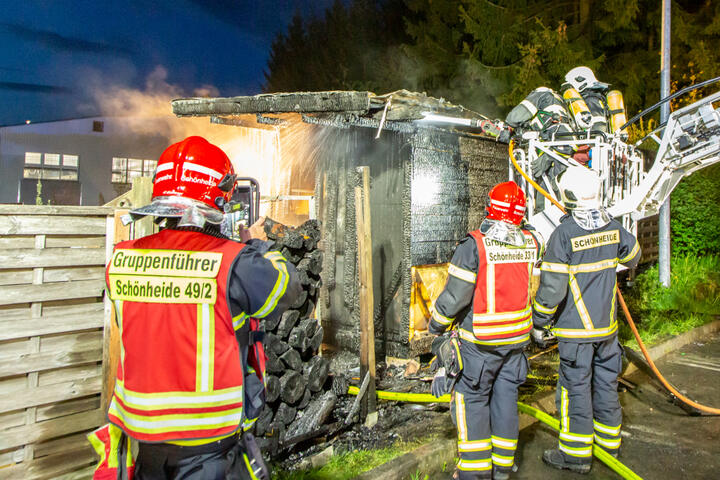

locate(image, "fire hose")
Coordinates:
347 386 642 480
508 140 720 415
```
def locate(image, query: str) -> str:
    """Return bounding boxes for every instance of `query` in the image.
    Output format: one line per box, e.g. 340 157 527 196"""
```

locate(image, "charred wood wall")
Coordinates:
317 124 507 359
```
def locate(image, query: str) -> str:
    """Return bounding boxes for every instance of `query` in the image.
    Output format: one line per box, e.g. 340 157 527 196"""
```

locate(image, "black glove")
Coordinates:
531 153 552 179
531 327 555 349
498 127 512 144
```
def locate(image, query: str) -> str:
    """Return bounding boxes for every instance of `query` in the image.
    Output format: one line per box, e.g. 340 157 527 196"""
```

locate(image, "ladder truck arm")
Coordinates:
608 90 720 219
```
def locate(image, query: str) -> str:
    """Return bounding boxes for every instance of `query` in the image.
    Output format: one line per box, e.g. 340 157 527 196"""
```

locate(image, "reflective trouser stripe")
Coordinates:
492 454 514 466
455 393 468 441
491 436 518 449
594 433 622 449
593 420 621 436
560 386 569 433
457 459 492 471
560 432 593 444
458 440 491 452
559 442 593 457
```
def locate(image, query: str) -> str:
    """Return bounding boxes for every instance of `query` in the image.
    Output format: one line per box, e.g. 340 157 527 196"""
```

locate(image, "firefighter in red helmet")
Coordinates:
95 136 301 480
429 181 544 480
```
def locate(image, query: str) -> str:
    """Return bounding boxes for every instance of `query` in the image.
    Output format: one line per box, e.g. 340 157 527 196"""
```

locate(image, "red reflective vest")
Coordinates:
87 423 135 479
462 229 538 347
105 229 250 443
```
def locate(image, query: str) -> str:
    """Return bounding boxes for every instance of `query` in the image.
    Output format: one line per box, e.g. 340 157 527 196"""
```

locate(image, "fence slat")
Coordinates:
0 376 102 414
0 279 105 306
0 248 106 269
0 216 107 235
0 408 105 450
0 348 102 377
0 446 95 480
0 205 114 216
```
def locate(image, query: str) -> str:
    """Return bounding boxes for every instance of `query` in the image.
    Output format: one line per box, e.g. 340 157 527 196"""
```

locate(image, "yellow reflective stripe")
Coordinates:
594 434 621 448
620 241 640 263
448 263 477 283
251 252 289 318
109 399 242 433
569 258 618 273
533 299 557 315
491 436 517 449
114 381 242 410
561 391 568 433
431 308 454 326
195 304 215 392
458 328 529 346
610 279 617 324
568 273 594 330
559 442 593 457
458 440 491 452
560 432 594 444
87 429 107 469
491 454 514 466
457 459 492 471
473 306 531 323
486 263 495 313
169 431 235 446
233 312 249 331
474 318 532 335
553 321 618 339
455 393 468 442
115 300 126 367
540 262 569 273
243 453 261 480
593 420 621 436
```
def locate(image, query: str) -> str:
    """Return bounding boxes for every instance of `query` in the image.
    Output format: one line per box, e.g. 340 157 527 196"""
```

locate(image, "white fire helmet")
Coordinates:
565 66 608 93
557 165 602 210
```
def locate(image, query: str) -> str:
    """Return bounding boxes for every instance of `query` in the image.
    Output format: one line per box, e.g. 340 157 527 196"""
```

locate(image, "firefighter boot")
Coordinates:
542 449 591 474
492 466 510 480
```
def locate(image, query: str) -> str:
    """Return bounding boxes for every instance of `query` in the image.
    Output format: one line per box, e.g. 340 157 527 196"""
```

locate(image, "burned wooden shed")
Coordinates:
172 90 509 358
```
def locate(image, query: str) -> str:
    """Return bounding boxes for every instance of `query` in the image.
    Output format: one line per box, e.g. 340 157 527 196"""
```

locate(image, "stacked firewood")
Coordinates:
254 218 336 454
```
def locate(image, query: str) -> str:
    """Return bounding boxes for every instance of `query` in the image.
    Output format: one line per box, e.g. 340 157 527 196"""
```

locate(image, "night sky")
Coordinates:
0 0 337 126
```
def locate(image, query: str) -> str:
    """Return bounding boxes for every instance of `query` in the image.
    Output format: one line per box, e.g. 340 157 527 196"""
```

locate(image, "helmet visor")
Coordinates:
126 196 224 227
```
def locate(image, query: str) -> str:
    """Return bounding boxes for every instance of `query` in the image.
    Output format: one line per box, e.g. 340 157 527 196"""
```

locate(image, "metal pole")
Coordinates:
658 0 671 287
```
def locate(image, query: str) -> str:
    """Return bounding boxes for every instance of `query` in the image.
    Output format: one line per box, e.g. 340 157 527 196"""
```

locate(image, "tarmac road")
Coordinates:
435 331 720 479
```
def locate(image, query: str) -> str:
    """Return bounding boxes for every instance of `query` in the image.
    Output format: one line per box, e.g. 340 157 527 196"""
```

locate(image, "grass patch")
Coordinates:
271 436 435 480
621 255 720 348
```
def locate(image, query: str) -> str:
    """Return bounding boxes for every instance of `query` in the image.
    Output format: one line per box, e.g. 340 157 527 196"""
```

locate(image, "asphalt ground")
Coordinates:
435 332 720 480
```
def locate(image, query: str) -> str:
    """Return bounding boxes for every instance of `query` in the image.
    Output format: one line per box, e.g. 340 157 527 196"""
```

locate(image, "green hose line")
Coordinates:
347 386 642 480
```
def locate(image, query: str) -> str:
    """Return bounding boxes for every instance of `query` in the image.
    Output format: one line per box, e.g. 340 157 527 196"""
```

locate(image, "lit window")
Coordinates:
44 153 60 166
23 152 79 180
25 152 42 165
63 155 79 167
112 157 157 184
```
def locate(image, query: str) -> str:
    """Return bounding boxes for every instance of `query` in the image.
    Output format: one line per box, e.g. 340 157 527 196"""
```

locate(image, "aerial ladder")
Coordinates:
509 89 720 244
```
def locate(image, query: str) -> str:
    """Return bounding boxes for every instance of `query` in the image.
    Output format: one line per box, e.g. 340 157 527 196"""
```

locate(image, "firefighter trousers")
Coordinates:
556 337 624 465
135 434 253 480
452 343 529 480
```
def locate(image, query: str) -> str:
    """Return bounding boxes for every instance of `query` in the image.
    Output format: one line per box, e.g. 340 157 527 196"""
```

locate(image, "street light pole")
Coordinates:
659 0 671 287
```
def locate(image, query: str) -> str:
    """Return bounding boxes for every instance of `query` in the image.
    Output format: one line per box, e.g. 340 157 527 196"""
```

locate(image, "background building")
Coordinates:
0 117 168 205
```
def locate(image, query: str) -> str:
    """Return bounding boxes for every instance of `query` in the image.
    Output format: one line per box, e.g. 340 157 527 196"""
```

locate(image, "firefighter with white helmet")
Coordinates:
563 66 611 133
93 136 301 479
429 182 544 480
531 166 641 474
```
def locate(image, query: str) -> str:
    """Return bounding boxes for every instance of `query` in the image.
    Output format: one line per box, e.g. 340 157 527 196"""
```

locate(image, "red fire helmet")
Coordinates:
486 181 527 225
152 136 235 210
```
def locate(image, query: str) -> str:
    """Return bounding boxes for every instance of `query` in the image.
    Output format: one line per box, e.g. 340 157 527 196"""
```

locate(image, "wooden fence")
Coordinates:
0 205 124 480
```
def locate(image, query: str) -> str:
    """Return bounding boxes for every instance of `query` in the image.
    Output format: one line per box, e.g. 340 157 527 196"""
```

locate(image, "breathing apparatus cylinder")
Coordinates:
561 84 592 129
607 90 628 133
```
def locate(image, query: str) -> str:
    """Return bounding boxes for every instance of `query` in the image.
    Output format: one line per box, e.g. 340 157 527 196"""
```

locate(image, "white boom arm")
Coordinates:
608 90 720 219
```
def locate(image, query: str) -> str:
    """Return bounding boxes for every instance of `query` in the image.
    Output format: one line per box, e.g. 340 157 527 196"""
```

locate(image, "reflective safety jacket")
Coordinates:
532 215 641 342
506 87 575 132
429 226 543 349
105 229 299 443
87 423 134 480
